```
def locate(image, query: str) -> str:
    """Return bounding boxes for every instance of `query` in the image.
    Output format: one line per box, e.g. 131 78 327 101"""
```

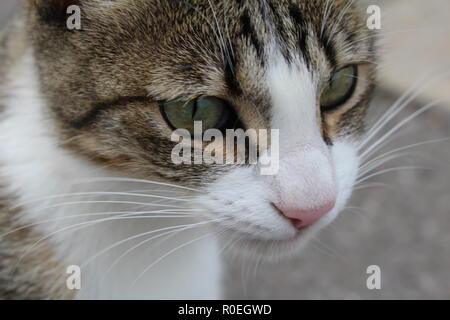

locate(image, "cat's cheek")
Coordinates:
195 166 298 241
330 140 360 213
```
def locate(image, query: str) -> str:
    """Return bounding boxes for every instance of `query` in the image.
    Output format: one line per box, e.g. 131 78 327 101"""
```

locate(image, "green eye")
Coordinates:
161 96 231 134
320 65 357 111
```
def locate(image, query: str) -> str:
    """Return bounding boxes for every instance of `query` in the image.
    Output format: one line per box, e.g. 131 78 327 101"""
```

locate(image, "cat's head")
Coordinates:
26 0 376 259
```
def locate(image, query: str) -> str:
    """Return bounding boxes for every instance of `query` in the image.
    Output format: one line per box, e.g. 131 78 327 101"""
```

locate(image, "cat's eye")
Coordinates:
320 65 357 111
160 96 233 134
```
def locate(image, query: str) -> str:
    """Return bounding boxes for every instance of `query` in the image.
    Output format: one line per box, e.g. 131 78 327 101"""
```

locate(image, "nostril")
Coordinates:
271 203 306 230
290 218 306 230
272 201 335 230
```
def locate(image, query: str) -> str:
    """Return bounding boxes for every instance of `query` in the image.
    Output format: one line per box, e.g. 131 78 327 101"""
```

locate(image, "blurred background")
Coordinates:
1 0 449 299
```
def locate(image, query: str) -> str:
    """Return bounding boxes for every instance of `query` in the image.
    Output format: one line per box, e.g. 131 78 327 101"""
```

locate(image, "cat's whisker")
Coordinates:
100 227 191 285
216 228 245 256
240 249 255 297
309 240 336 259
250 249 264 281
358 152 412 178
14 191 195 210
358 138 450 185
344 205 369 215
359 70 450 152
310 237 346 262
125 190 198 199
355 165 433 186
10 210 216 281
360 137 450 174
353 182 394 192
99 217 226 284
14 210 204 256
0 209 205 241
361 72 439 146
362 131 450 165
120 188 193 195
15 212 197 261
221 221 265 258
130 225 227 289
360 134 406 163
360 99 447 160
18 200 187 214
341 206 373 224
81 218 218 271
71 176 202 193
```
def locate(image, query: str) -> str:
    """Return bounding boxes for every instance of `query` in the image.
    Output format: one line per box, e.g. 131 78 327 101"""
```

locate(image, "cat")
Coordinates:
0 0 375 299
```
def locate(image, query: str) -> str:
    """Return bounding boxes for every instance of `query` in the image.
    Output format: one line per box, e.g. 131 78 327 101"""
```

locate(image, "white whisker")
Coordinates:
353 182 393 192
13 212 206 271
72 177 201 192
358 153 411 178
12 191 195 211
98 218 224 283
359 71 450 151
0 209 205 241
18 200 186 213
360 99 446 159
130 228 224 289
356 166 432 185
359 137 450 178
81 219 216 270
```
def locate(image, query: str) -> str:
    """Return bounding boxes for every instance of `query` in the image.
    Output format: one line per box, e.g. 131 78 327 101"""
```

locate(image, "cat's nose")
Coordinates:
272 142 337 230
274 201 336 230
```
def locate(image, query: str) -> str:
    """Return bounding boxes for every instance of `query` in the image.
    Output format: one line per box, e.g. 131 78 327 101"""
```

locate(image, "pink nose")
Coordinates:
276 201 335 230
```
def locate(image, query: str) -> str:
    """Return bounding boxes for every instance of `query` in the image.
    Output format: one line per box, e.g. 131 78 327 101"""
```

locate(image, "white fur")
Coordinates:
267 54 337 210
0 52 222 299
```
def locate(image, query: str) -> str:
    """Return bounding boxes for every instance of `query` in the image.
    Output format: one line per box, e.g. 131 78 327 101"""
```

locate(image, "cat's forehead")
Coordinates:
80 0 373 98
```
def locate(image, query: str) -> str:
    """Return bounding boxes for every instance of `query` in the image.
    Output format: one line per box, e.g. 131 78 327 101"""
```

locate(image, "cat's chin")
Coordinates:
215 227 317 262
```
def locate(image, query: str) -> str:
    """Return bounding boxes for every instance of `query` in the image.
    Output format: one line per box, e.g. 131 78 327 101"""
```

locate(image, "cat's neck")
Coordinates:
0 50 222 299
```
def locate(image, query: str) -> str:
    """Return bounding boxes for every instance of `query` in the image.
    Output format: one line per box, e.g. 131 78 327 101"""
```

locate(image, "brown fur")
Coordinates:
0 193 74 300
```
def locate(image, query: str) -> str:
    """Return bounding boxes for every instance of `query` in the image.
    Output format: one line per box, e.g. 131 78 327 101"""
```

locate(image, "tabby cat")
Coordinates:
0 0 375 299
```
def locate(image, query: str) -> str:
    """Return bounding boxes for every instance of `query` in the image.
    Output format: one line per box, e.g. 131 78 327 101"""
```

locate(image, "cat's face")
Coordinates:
27 0 375 259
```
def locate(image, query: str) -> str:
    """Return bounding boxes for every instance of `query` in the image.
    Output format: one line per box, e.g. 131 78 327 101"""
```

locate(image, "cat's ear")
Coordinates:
28 0 82 26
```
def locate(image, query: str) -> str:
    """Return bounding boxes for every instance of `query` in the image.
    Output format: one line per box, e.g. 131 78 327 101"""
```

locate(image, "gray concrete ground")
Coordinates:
1 1 449 299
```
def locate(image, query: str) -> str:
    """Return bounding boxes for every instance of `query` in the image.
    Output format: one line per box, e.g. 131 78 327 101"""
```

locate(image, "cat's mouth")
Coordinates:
223 226 308 242
206 204 326 255
213 219 312 245
214 226 313 260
